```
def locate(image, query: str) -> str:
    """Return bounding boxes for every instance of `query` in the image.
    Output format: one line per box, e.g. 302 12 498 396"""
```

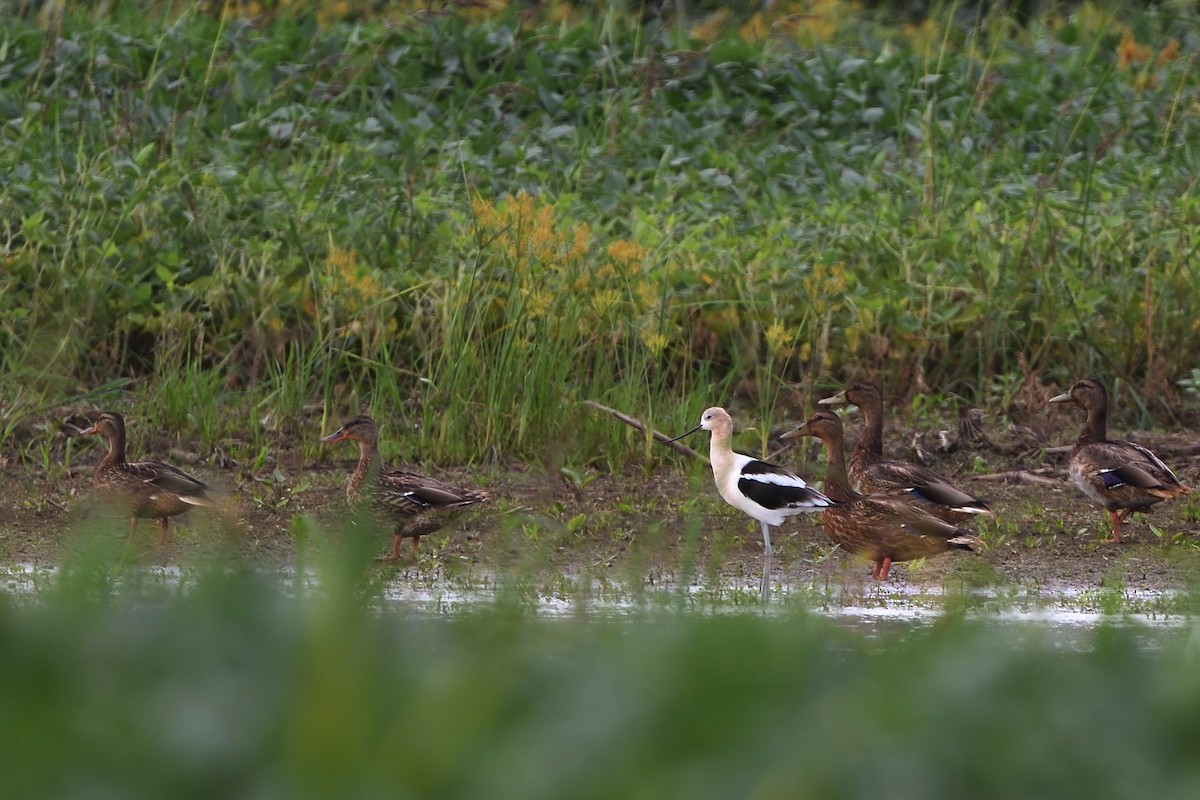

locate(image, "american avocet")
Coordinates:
783 411 979 581
320 416 488 560
819 381 991 523
79 411 214 545
1049 378 1190 543
665 406 832 601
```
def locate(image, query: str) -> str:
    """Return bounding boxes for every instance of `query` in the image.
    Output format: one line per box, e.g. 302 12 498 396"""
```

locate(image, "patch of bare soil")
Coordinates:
3 411 1200 607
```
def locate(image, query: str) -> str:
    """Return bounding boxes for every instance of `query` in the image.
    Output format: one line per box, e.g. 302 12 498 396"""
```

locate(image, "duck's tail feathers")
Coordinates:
1150 483 1192 500
948 533 982 552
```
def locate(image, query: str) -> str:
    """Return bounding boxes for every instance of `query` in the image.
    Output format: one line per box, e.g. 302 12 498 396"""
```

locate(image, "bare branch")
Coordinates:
970 469 1066 487
581 400 708 464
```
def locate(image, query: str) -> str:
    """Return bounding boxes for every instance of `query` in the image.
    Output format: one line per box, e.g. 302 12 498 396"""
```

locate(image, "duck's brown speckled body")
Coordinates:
320 416 488 560
80 411 213 544
1049 378 1190 543
783 411 979 580
819 381 990 523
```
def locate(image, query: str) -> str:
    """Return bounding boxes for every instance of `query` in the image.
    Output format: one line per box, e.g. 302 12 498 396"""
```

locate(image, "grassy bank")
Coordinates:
2 3 1198 469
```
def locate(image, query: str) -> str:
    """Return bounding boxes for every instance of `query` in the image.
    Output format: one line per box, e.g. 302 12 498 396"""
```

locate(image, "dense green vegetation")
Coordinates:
0 546 1197 799
1 2 1197 466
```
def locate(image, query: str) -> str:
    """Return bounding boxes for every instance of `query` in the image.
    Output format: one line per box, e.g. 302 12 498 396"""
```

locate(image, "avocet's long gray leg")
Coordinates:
760 520 773 603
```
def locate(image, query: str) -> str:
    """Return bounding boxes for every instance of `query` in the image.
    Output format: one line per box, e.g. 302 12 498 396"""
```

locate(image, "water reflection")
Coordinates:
1 561 1190 651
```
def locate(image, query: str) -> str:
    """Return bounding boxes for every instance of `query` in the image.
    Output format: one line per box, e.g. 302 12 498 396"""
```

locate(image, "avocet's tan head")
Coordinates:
698 406 732 434
663 406 733 444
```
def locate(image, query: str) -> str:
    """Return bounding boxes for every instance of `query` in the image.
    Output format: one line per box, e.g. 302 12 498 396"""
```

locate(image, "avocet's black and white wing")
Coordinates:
736 459 833 511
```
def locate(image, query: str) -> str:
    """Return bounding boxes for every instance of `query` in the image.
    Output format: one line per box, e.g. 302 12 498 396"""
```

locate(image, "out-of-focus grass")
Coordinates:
2 530 1200 799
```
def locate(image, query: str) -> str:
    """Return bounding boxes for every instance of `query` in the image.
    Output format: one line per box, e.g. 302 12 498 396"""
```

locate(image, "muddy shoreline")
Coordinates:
5 422 1200 617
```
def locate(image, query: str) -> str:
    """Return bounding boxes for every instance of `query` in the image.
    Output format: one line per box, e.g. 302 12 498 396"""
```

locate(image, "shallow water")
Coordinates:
383 576 1190 645
1 562 1190 650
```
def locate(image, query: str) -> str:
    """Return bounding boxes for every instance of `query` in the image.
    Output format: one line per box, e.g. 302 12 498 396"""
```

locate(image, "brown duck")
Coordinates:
782 410 979 580
1049 378 1190 543
319 416 488 560
79 411 214 544
819 380 990 523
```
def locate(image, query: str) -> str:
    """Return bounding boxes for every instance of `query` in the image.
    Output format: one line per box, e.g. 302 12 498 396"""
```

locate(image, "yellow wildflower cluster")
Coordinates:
315 0 353 27
591 288 621 317
472 192 584 277
690 8 733 43
526 289 555 319
634 279 658 313
545 0 574 25
802 261 848 317
569 222 592 262
639 329 670 357
739 13 770 44
691 0 854 46
764 319 796 357
1117 30 1152 69
607 240 646 264
1115 29 1182 92
216 0 360 25
470 192 595 323
1156 39 1181 68
326 243 382 313
468 193 669 357
776 0 848 47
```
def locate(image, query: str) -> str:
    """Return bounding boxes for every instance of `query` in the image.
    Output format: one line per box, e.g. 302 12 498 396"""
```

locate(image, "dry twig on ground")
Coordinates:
581 400 708 464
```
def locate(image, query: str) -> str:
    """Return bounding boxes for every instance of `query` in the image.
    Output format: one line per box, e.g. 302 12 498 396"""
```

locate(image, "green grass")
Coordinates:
2 3 1198 466
1 539 1199 799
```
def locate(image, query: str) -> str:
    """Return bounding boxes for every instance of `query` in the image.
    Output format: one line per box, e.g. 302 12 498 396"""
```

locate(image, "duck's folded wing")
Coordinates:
379 471 483 509
129 460 211 498
1101 463 1168 490
904 481 990 513
1126 441 1184 485
872 462 990 512
1092 440 1184 489
859 496 966 540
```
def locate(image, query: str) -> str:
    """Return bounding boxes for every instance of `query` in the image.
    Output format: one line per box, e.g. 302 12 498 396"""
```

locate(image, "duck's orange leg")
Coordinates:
872 557 893 581
374 534 404 562
1107 511 1125 544
159 518 170 546
376 534 424 562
